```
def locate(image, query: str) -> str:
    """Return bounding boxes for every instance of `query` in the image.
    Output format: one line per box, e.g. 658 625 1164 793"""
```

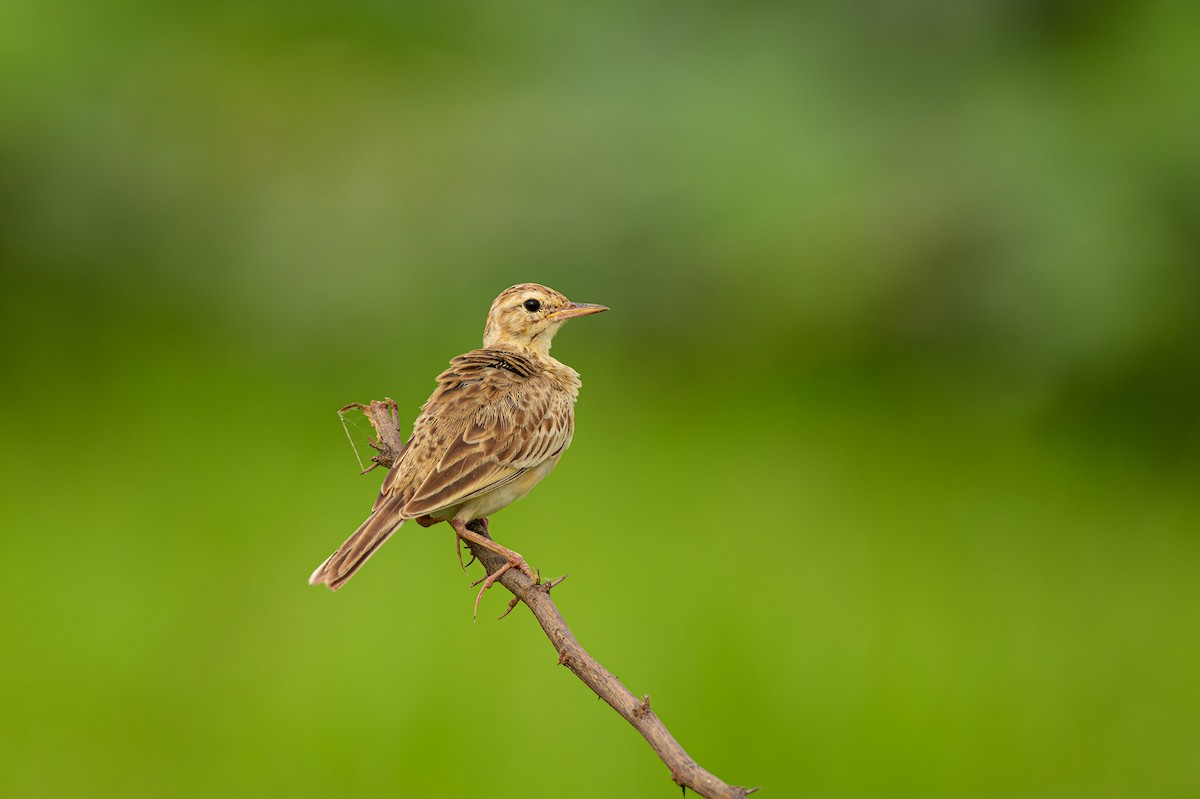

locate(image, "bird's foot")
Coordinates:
470 553 533 619
499 595 521 621
497 570 562 620
450 518 534 619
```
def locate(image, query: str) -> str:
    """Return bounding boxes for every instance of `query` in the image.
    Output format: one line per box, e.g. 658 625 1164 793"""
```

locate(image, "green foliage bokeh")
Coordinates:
1 2 1198 797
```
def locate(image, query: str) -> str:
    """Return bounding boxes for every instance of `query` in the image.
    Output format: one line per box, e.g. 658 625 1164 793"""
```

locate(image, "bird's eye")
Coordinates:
523 299 541 312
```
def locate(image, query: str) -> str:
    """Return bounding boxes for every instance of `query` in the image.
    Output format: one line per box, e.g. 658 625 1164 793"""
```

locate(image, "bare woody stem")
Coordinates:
343 398 755 799
465 522 755 799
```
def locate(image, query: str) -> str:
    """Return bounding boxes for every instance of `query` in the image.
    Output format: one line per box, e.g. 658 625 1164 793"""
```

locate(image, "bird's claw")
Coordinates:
469 555 533 620
455 536 477 572
498 595 521 620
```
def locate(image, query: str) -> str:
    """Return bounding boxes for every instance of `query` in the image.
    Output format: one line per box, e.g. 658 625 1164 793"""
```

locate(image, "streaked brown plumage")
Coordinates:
309 283 608 596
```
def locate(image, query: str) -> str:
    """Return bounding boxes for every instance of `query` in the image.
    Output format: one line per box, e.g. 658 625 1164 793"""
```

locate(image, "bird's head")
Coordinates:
482 283 608 356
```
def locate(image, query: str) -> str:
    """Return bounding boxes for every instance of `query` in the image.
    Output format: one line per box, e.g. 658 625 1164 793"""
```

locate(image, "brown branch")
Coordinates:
339 399 404 474
342 402 757 799
464 522 756 798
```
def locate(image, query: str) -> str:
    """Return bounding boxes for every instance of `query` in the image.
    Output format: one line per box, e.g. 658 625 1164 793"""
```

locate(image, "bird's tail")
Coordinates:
309 508 405 591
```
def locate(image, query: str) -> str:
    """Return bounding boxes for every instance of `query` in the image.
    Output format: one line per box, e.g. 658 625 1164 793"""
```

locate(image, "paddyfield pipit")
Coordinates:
309 283 608 596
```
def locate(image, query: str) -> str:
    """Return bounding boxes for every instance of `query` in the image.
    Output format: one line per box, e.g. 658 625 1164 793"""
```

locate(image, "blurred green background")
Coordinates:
2 1 1198 797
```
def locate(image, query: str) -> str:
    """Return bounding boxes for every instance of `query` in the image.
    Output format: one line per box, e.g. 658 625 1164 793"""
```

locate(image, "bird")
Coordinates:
309 283 608 605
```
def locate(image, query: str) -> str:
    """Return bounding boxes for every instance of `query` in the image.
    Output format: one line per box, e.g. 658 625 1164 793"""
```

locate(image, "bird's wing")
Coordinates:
386 351 574 519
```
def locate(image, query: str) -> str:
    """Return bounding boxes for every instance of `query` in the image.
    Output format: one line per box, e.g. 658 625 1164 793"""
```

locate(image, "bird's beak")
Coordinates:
548 302 609 321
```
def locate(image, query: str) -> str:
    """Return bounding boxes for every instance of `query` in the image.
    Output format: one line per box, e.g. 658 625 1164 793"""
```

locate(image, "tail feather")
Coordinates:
309 506 406 591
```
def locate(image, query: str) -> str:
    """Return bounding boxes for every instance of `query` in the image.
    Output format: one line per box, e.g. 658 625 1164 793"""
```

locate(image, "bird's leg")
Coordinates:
454 517 479 572
456 535 467 572
414 514 477 572
450 518 533 618
457 518 528 578
461 517 484 569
